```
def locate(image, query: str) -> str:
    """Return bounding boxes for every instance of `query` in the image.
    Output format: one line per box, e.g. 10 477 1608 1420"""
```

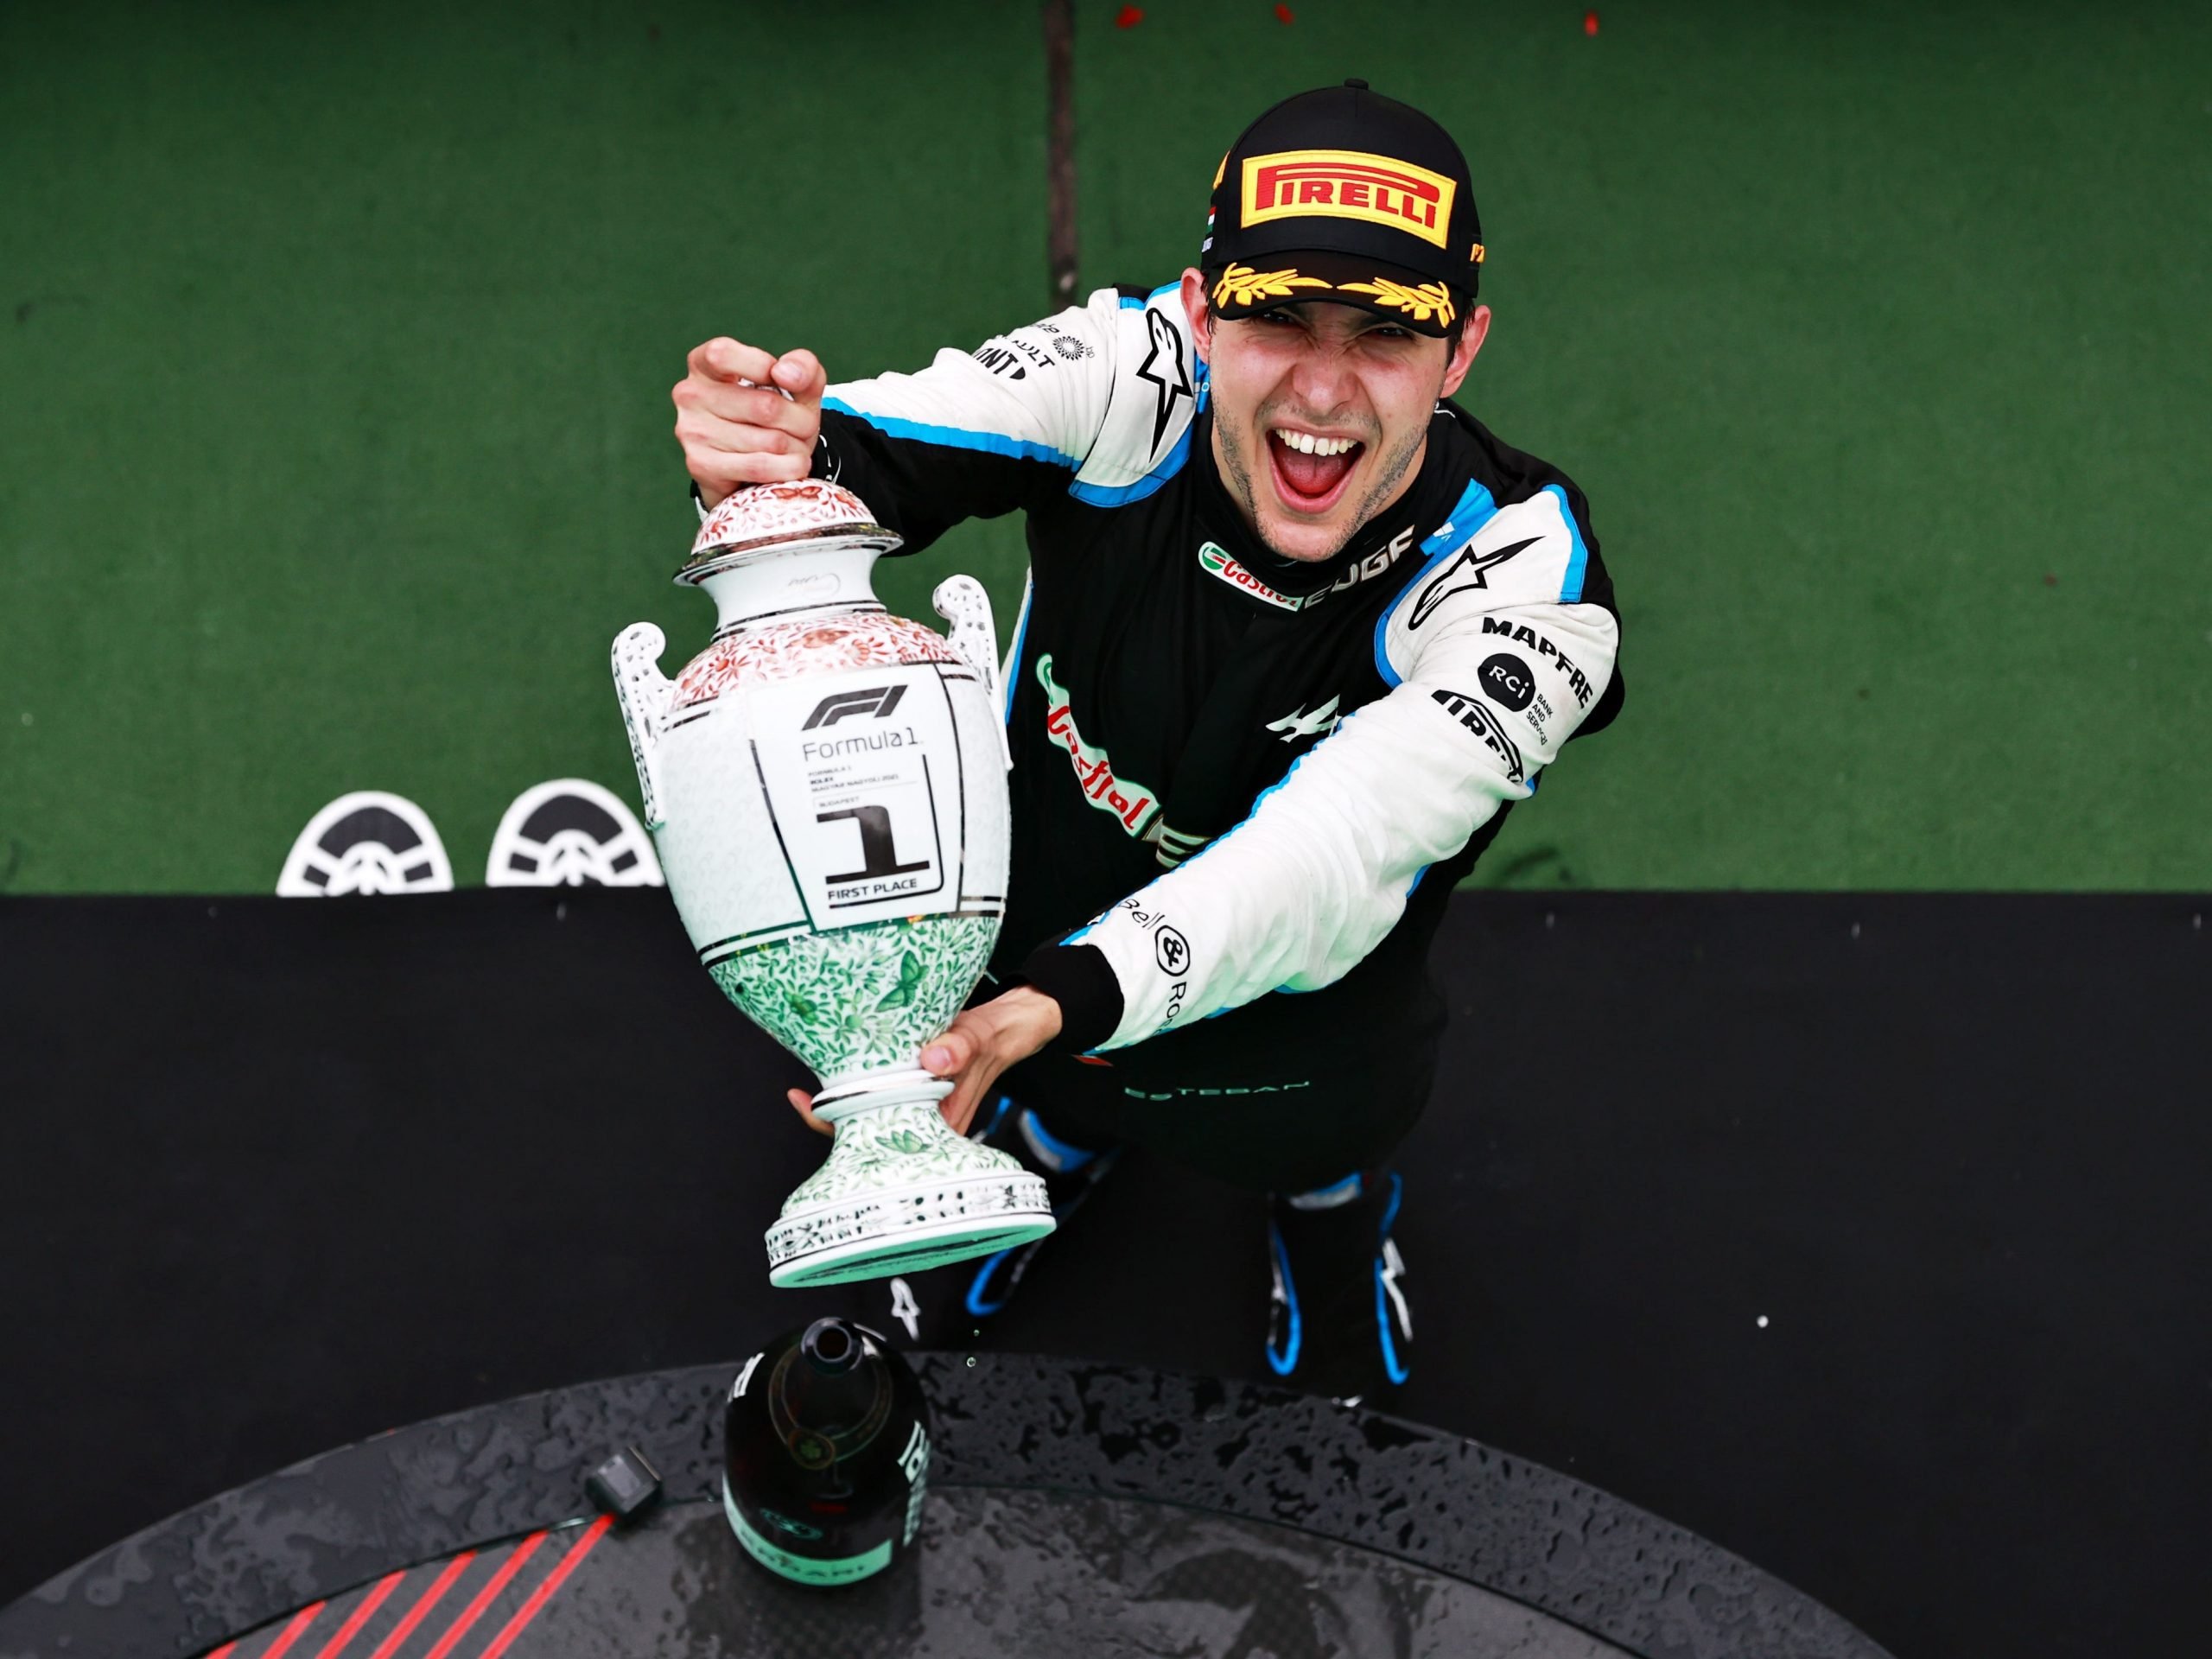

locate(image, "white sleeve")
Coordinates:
811 285 1201 536
1069 489 1620 1050
823 286 1124 473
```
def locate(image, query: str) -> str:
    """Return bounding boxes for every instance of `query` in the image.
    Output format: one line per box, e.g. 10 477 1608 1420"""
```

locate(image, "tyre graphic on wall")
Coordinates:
276 791 454 896
486 779 663 887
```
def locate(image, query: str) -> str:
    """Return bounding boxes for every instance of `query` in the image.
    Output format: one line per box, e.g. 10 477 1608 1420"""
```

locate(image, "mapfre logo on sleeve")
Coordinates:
1241 149 1456 249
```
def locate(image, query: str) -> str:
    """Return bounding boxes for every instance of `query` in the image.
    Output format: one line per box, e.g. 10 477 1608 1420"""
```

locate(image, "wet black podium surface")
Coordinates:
0 1356 1885 1659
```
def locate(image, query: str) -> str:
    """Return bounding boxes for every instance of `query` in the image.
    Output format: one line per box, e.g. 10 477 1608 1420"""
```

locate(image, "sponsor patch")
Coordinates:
1408 536 1541 628
1241 149 1458 250
1264 696 1341 742
1154 926 1192 975
1122 1081 1313 1100
1036 653 1163 837
1477 654 1535 713
1199 523 1417 613
1198 541 1303 610
1135 308 1192 454
1431 687 1527 784
1320 522 1420 601
1479 616 1595 708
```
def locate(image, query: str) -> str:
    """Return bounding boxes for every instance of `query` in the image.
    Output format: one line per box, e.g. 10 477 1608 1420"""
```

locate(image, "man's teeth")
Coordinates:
1273 429 1358 458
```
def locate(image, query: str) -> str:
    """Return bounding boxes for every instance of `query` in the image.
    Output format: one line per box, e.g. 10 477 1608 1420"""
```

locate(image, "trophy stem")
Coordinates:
810 1067 952 1124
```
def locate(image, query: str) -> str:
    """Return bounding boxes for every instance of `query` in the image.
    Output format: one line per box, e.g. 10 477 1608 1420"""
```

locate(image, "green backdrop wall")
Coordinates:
3 0 2207 894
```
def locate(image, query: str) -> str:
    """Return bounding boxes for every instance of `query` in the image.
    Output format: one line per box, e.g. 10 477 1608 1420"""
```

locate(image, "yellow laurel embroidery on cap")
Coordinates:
1211 264 1332 310
1336 277 1458 327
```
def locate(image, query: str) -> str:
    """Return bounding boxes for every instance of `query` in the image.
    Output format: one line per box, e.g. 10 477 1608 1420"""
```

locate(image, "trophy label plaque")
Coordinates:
749 664 972 928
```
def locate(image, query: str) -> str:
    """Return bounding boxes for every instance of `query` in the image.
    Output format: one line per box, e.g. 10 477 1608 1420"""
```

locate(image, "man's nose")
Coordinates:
1287 340 1357 416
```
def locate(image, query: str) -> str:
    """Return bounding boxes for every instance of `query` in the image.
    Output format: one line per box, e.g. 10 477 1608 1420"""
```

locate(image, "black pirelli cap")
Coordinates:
1201 79 1484 337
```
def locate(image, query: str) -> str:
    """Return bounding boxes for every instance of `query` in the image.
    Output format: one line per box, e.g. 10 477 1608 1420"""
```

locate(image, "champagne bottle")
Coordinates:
721 1318 931 1586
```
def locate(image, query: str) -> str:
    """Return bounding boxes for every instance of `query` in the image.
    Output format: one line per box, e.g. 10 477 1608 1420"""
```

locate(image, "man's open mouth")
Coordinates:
1266 426 1366 515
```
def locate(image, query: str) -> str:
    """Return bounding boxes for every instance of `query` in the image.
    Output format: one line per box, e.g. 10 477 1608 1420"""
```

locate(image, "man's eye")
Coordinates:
1369 326 1414 341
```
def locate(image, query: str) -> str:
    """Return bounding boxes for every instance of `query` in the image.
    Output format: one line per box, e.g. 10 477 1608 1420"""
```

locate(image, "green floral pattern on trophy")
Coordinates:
779 1097 1030 1217
707 912 998 1080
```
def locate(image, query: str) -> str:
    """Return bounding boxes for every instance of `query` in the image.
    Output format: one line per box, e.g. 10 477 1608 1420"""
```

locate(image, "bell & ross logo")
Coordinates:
1241 149 1457 250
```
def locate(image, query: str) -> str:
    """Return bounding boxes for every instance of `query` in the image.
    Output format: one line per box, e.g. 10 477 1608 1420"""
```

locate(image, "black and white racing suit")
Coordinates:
766 282 1624 1193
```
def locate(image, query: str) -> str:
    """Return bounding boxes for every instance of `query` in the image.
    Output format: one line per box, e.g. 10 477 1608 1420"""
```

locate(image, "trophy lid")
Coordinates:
680 480 901 584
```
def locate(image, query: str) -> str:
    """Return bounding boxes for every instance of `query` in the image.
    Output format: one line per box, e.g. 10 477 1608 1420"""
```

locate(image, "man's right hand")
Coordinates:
672 339 828 509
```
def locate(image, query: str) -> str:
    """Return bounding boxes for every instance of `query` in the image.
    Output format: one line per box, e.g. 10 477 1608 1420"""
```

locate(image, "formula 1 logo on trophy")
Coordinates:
612 480 1053 1287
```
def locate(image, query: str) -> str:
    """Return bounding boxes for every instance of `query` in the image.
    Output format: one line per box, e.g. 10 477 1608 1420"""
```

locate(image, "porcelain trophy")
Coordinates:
613 480 1052 1287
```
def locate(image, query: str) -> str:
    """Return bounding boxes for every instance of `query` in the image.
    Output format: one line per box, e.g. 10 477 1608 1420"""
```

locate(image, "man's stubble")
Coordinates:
1215 406 1432 565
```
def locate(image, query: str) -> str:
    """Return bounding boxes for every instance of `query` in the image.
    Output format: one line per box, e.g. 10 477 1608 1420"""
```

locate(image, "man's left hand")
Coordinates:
782 987 1065 1136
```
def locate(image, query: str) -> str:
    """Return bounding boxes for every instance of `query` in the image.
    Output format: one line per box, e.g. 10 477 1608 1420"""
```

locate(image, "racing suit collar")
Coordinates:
1196 405 1464 599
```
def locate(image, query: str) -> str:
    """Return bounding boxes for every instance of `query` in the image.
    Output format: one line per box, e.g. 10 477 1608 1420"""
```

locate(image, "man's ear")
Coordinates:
1179 268 1215 365
1438 303 1491 400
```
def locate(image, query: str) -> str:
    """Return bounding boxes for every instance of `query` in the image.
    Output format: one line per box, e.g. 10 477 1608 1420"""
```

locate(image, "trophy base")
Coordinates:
766 1096 1054 1288
766 1183 1054 1287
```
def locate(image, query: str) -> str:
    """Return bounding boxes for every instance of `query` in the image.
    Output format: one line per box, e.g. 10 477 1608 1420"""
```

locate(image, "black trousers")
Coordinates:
995 1037 1440 1198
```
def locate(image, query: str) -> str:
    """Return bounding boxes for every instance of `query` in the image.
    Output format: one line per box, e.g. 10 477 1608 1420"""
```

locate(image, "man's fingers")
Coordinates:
770 348 827 405
785 1086 834 1136
921 1024 981 1076
676 412 809 460
688 337 779 385
939 1069 990 1135
694 450 814 491
940 1084 979 1135
673 378 817 434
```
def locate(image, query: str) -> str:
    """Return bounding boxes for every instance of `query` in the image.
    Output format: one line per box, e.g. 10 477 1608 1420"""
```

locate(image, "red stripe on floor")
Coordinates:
419 1533 548 1659
364 1552 475 1659
474 1516 614 1659
257 1601 326 1659
205 1644 238 1659
309 1569 406 1659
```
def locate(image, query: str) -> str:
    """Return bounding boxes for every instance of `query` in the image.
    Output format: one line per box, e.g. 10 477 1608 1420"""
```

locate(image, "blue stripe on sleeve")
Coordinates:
1001 607 1031 728
1068 422 1193 506
822 397 1077 469
1544 483 1590 603
1370 478 1499 688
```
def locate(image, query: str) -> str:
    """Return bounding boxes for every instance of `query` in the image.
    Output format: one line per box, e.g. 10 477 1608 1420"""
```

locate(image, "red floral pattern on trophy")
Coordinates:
675 616 960 709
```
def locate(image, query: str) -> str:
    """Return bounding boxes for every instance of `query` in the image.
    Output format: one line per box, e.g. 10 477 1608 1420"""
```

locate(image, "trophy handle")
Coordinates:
611 622 675 828
931 575 1012 771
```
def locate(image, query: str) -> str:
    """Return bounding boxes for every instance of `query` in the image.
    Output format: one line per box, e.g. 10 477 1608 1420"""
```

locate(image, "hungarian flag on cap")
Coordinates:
1202 80 1484 337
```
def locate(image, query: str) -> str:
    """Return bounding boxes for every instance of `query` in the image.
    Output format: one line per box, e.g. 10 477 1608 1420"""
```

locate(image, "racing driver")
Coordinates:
671 82 1625 1402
